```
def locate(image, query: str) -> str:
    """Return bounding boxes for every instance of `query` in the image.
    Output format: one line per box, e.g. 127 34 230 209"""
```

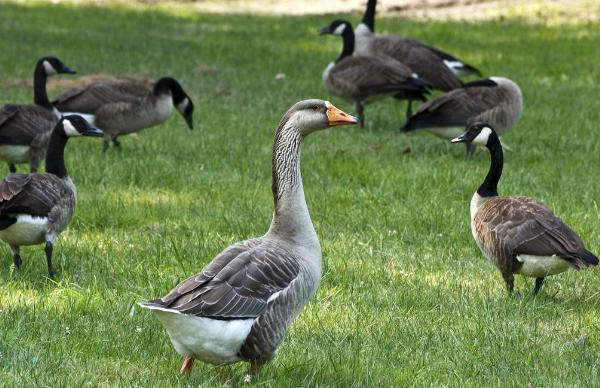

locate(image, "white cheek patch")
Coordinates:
43 60 57 75
62 119 82 137
177 98 189 113
333 23 346 35
472 127 492 145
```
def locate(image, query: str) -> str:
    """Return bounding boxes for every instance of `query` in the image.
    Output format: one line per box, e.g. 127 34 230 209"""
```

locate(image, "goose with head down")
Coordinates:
140 99 357 375
320 19 429 127
0 57 76 172
0 115 103 277
354 0 481 91
451 123 597 295
53 76 194 151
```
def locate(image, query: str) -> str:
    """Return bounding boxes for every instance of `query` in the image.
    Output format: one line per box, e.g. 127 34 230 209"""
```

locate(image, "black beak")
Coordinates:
319 26 331 35
61 66 76 74
450 132 468 144
83 126 104 137
184 114 194 130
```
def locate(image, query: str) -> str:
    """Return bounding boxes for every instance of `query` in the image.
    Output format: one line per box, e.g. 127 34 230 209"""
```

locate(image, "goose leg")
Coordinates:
502 273 515 295
11 246 21 269
466 143 476 158
8 164 16 173
112 137 121 149
533 277 545 296
102 140 110 153
406 100 413 119
355 102 365 128
180 356 194 374
45 241 54 277
249 360 263 374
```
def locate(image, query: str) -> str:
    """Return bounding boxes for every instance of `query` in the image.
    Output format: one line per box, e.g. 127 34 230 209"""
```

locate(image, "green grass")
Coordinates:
1 2 600 386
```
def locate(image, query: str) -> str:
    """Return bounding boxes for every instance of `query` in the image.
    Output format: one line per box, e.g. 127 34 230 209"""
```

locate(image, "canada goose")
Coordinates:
354 0 481 91
140 100 357 375
451 123 598 295
52 77 194 151
0 115 103 276
0 57 76 172
320 20 429 127
401 77 523 156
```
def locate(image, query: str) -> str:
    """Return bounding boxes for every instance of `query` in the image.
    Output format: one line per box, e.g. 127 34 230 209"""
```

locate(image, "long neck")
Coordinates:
33 62 52 109
45 127 69 178
269 125 316 243
362 0 376 31
477 134 503 197
337 28 355 62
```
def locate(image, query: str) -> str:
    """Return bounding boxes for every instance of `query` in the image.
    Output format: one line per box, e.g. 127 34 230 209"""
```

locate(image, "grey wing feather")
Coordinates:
53 79 150 113
481 197 595 268
152 240 301 319
0 174 66 217
0 105 56 145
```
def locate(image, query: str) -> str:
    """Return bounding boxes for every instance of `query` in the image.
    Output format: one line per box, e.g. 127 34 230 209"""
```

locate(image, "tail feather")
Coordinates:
568 249 599 269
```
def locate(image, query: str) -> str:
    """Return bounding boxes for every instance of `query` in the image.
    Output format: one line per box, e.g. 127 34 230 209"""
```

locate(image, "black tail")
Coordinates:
568 249 599 269
459 63 482 77
579 249 599 267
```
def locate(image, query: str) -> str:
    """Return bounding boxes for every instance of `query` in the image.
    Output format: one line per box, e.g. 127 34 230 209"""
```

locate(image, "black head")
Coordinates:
451 122 497 147
319 20 353 36
37 56 76 76
154 77 194 130
60 115 104 137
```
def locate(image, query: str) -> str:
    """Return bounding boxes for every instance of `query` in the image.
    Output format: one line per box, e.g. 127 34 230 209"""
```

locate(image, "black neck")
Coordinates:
362 0 376 31
45 125 69 178
337 27 355 62
33 61 52 110
153 77 185 103
477 133 503 197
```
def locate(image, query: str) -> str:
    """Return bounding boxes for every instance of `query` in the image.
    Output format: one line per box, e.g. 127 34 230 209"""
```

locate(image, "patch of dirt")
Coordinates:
1 74 153 93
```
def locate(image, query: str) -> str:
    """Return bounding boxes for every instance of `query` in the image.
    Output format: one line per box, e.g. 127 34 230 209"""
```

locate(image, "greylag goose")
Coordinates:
0 115 103 276
354 0 480 91
0 57 76 172
140 99 357 375
52 76 194 151
320 20 429 127
402 77 523 156
451 123 598 295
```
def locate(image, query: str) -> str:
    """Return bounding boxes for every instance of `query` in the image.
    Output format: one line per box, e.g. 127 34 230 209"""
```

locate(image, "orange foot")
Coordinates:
180 356 194 375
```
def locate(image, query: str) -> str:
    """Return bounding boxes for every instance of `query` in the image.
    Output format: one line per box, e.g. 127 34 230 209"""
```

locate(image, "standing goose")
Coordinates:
0 57 76 172
320 20 429 127
353 0 480 91
401 78 523 156
140 100 357 374
0 115 103 276
451 123 598 295
52 77 194 151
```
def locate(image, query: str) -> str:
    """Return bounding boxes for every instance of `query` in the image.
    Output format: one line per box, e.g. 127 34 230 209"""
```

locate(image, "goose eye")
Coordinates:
313 106 320 112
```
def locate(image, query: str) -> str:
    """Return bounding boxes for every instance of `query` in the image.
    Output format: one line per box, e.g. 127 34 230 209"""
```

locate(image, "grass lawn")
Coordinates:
0 1 599 386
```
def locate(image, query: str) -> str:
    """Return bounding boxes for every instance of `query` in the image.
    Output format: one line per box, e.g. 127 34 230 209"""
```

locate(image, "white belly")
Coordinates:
517 255 570 278
426 127 464 140
0 145 31 164
0 215 48 246
146 306 254 364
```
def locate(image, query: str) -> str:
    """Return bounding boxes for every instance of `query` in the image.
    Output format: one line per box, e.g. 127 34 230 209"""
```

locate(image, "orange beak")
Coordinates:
326 102 358 126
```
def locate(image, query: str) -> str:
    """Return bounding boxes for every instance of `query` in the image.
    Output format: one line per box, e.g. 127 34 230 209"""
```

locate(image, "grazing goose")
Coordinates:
401 77 523 156
320 20 429 127
0 115 103 276
140 100 357 375
353 0 480 91
451 123 598 295
52 77 194 151
0 57 76 172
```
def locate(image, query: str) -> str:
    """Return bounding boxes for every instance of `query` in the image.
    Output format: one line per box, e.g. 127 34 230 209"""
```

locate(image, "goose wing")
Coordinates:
479 197 597 268
53 79 148 113
373 35 462 91
329 56 427 99
401 79 498 131
0 173 67 217
0 105 57 145
146 240 302 319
